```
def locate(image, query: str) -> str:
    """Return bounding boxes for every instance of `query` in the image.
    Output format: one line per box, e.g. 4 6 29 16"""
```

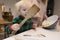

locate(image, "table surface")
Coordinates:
3 22 60 40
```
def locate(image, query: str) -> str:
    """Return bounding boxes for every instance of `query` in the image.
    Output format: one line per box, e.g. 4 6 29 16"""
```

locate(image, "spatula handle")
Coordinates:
11 18 28 35
19 18 28 27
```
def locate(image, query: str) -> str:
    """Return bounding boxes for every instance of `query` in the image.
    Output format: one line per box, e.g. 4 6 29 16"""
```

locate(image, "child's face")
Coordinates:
19 1 33 17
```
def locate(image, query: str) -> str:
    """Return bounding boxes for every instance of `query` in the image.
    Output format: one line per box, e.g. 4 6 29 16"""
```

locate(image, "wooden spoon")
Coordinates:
19 4 40 27
12 4 40 35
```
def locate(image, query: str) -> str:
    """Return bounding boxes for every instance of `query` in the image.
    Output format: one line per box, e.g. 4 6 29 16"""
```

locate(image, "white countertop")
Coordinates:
3 22 60 40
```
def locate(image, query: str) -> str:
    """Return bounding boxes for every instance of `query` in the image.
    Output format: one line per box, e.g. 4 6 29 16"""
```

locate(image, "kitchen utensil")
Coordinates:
12 4 40 34
19 4 40 27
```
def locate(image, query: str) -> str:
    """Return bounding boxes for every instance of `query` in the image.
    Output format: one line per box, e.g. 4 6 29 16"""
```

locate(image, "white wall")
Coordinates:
54 0 60 17
0 0 20 18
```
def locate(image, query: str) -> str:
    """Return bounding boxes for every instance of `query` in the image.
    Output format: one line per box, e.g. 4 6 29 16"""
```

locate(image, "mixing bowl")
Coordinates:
42 15 58 29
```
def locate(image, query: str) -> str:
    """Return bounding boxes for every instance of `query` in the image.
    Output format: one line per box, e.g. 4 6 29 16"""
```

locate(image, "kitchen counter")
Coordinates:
3 22 60 40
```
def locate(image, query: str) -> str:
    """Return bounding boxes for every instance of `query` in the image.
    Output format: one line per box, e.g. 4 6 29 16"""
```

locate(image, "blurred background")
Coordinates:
0 0 60 19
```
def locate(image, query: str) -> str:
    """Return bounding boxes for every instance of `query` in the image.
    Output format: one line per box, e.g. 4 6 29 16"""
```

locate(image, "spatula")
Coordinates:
12 5 40 35
19 4 40 27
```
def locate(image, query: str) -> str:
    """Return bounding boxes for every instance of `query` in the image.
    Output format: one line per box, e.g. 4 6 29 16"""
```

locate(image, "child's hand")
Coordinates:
10 23 20 31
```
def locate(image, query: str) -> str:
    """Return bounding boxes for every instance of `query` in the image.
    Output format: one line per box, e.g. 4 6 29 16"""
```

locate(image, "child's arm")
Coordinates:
5 15 24 34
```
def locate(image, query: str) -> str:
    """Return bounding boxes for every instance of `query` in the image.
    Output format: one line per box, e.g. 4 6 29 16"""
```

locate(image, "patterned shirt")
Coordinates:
5 15 33 34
